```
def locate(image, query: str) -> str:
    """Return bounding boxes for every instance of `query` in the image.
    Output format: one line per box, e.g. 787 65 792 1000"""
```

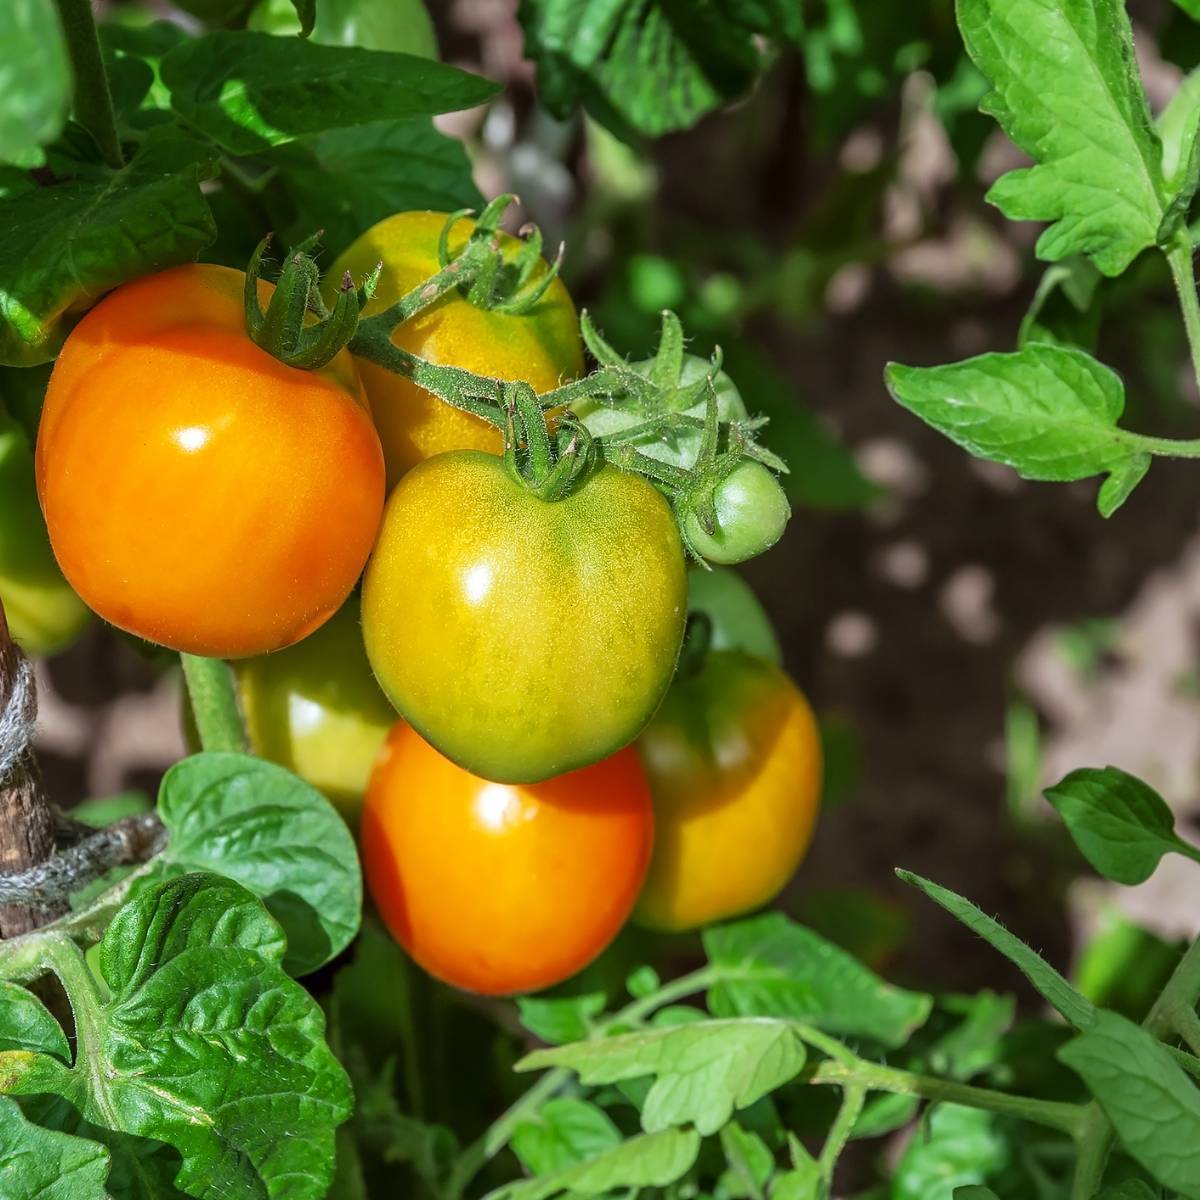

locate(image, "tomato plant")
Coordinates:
362 450 687 783
36 264 385 658
329 210 584 485
361 721 654 995
634 651 822 932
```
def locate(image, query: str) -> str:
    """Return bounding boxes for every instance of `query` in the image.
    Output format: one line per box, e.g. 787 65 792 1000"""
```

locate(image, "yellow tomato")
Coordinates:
327 211 584 486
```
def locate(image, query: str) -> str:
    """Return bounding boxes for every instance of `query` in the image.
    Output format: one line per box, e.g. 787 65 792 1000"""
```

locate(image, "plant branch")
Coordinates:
1167 233 1200 393
53 0 124 170
1146 934 1200 1043
180 655 249 754
818 1084 866 1178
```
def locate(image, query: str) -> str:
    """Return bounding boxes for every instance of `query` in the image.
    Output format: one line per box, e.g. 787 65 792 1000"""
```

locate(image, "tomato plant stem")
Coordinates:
53 0 124 171
1068 1103 1112 1200
1168 234 1200 395
1146 934 1200 1045
180 654 250 755
817 1083 866 1178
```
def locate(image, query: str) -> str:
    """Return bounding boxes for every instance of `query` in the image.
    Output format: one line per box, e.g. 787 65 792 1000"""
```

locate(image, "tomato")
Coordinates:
576 354 748 469
363 721 654 995
682 461 791 565
249 0 439 57
327 211 584 486
37 264 385 659
686 566 781 664
634 651 821 932
236 603 395 825
362 451 686 783
0 403 88 655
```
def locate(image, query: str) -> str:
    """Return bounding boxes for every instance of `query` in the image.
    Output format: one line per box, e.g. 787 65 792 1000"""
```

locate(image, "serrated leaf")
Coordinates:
892 1106 1009 1200
1059 1011 1200 1197
511 1098 622 1175
518 992 607 1046
1044 766 1188 884
0 127 216 365
518 1019 806 1136
6 874 351 1200
702 912 931 1048
959 0 1167 275
159 30 499 155
898 871 1096 1031
0 1097 109 1200
137 752 361 976
487 1128 701 1200
265 118 483 260
886 344 1151 516
0 0 69 168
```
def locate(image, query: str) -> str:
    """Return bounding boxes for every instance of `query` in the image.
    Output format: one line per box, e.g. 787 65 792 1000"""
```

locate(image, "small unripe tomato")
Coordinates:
0 405 88 656
634 652 821 933
37 265 385 658
328 211 584 487
686 566 781 664
362 451 687 783
236 603 395 826
575 355 748 470
363 722 655 995
683 461 791 565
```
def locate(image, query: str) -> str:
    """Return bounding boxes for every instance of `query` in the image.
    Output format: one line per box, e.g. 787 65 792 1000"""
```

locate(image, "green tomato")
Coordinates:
683 461 791 565
575 354 748 469
686 566 781 664
0 404 88 655
236 603 396 826
362 451 687 783
247 0 438 57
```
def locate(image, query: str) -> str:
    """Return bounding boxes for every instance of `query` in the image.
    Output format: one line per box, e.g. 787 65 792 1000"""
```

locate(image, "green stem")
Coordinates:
1146 934 1200 1042
1168 233 1200 393
818 1084 866 1178
1069 1103 1112 1200
53 0 124 170
180 654 249 754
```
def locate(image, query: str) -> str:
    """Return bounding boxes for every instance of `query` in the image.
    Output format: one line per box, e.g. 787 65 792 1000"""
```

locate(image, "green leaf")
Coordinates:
290 0 316 36
517 1019 806 1136
265 118 482 260
898 871 1096 1031
138 752 361 976
1095 1181 1161 1200
159 30 499 155
518 992 607 1046
511 1098 622 1175
953 1189 1002 1200
0 126 216 365
1044 766 1190 885
0 982 70 1061
1059 1010 1200 1197
926 991 1015 1082
8 874 352 1200
0 0 70 168
958 0 1167 275
1158 66 1200 242
703 912 932 1048
892 1106 1009 1200
850 1091 919 1139
886 344 1151 517
1018 258 1102 352
486 1128 701 1200
719 1122 774 1198
0 1097 109 1200
516 0 788 139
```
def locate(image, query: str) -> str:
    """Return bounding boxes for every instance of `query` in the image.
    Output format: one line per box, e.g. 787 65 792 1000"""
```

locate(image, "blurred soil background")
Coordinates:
37 0 1200 1007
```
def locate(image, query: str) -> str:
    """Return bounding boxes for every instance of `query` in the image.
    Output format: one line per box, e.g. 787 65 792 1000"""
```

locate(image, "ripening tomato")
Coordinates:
362 451 687 783
634 652 822 932
37 265 385 658
0 404 88 656
686 566 781 664
363 721 654 995
236 603 395 825
682 461 791 565
327 211 584 486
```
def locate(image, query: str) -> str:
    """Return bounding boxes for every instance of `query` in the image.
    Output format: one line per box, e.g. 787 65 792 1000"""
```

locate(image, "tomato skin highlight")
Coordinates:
634 652 822 933
362 451 687 784
236 603 395 826
37 264 385 658
328 211 584 486
363 722 655 996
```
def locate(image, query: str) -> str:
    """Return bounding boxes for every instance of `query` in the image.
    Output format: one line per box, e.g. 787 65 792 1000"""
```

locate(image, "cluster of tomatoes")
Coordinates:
23 210 822 996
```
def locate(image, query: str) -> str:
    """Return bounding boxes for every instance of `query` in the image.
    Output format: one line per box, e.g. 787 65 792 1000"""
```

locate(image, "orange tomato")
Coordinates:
362 722 655 995
327 211 584 486
37 265 385 658
635 652 822 932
